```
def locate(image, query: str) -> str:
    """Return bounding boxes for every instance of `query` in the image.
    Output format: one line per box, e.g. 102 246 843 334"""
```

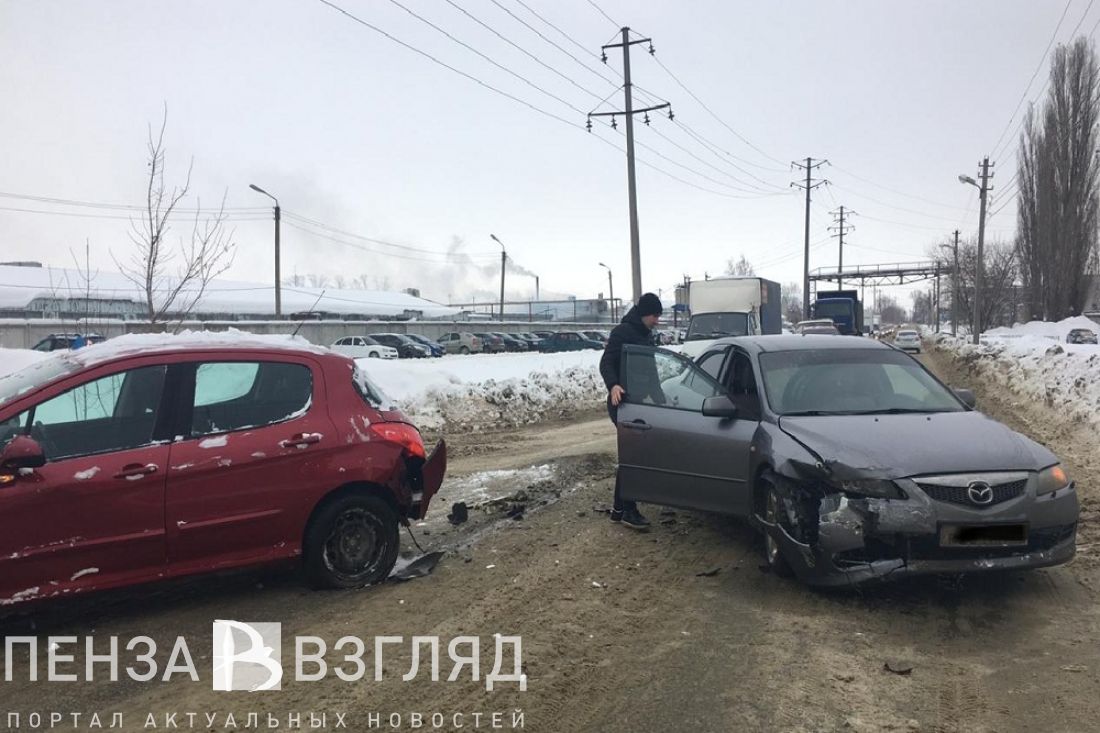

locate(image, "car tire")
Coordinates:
460 346 470 355
758 470 794 578
368 351 380 359
304 494 400 589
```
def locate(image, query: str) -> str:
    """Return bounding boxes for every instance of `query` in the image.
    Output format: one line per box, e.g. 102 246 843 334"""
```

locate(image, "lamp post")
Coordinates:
959 160 991 344
490 234 506 322
249 184 281 318
599 262 615 323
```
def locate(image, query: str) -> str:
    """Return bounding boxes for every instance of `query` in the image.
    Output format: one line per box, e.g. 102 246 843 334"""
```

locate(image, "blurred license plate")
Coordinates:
940 524 1027 547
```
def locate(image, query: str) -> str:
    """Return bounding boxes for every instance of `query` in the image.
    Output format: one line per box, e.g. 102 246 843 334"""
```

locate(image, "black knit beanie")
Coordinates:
636 292 663 317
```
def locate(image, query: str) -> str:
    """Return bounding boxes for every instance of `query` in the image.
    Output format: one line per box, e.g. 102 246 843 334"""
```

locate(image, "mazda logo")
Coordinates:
967 481 995 505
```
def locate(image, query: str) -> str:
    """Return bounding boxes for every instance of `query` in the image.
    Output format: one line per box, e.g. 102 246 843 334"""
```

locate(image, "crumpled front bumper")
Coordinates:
759 478 1079 587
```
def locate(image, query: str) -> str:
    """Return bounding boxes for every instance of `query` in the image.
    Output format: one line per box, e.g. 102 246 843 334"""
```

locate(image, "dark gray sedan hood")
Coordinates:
777 411 1055 479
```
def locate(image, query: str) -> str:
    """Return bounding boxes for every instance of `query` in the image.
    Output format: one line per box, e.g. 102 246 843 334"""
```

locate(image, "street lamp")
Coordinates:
490 234 506 322
249 184 281 318
958 161 990 345
599 262 615 323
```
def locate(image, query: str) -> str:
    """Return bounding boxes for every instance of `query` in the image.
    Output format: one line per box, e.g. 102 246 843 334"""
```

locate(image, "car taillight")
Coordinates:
369 422 426 459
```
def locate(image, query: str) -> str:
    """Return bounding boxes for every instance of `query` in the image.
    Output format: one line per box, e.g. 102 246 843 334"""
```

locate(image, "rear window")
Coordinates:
190 361 312 436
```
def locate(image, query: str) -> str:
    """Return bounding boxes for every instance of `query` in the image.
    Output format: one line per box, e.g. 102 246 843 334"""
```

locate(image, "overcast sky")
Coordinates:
0 0 1085 308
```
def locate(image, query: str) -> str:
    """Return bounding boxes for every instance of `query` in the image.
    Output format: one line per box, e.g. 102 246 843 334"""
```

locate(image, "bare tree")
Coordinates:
781 281 803 324
877 294 907 326
724 254 755 277
931 237 1018 329
1015 37 1100 320
306 273 331 288
113 107 235 328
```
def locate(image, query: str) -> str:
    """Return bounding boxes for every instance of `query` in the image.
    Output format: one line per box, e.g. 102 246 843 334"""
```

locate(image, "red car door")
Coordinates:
164 356 338 575
0 362 170 605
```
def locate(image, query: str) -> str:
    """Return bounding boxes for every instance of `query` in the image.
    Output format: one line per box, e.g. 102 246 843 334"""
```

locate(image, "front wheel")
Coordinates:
304 494 400 589
759 471 794 577
460 346 470 355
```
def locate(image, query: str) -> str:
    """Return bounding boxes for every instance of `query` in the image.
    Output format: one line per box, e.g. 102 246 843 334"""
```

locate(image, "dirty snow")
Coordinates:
932 316 1100 428
0 587 40 606
358 351 604 431
69 568 99 581
73 467 100 481
199 436 229 449
438 465 557 506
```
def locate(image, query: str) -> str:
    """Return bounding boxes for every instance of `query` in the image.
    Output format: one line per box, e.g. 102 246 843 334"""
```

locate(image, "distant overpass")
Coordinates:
808 260 952 289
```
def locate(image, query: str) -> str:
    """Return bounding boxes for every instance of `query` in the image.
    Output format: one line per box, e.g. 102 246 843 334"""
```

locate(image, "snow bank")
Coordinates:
359 351 605 431
931 316 1100 427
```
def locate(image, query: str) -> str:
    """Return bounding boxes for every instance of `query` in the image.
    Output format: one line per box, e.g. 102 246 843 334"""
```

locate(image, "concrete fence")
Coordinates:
0 319 615 350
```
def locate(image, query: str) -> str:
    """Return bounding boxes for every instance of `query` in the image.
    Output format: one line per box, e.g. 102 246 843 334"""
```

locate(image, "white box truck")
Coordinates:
680 277 782 358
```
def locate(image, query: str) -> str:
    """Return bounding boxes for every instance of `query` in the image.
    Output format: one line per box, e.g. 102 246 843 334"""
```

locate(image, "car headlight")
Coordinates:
1037 464 1071 495
837 478 905 499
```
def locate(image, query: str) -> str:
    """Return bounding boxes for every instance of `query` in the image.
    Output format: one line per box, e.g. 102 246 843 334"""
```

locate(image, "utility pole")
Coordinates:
958 160 993 344
951 229 960 337
792 158 829 318
599 262 615 323
828 205 855 290
249 184 281 318
588 28 672 303
491 234 506 322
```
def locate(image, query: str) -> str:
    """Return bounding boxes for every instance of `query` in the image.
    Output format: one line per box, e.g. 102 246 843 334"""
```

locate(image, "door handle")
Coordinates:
281 433 322 449
621 420 652 431
114 463 158 479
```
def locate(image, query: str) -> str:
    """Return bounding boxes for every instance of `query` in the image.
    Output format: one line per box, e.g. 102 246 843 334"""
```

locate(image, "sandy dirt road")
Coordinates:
3 350 1100 732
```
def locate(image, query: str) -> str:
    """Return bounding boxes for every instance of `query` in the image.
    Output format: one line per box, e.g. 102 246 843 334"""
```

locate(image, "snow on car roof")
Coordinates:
59 330 332 371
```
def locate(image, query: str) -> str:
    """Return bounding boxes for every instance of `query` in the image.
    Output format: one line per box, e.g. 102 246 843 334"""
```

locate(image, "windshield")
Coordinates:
362 336 380 345
687 312 749 340
759 348 965 415
814 300 853 317
0 356 76 404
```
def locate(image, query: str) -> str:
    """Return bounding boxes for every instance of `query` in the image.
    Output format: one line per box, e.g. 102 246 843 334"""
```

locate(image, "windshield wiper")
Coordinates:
781 410 839 416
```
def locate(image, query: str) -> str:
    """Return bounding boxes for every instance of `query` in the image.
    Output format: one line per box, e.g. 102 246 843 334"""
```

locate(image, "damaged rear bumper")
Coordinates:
758 478 1079 588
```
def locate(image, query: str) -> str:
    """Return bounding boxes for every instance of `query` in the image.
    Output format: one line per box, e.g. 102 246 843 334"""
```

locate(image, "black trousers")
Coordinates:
607 398 636 513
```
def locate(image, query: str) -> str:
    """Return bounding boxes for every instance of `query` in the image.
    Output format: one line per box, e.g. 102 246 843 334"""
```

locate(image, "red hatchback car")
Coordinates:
0 335 446 607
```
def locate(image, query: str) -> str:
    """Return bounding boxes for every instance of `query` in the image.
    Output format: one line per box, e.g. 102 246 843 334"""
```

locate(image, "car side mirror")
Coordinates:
953 388 976 409
1 435 46 473
702 395 739 419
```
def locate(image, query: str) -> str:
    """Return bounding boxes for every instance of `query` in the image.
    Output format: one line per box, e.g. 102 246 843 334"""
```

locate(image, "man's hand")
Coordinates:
610 385 625 406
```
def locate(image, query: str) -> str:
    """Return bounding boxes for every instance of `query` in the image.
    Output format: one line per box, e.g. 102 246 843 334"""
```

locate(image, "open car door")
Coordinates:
615 345 753 515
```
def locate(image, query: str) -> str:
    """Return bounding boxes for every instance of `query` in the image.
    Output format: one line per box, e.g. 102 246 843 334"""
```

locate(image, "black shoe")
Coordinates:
621 507 650 530
609 509 624 523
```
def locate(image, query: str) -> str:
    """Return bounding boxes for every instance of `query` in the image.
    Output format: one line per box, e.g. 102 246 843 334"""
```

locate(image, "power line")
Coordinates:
827 164 972 211
384 0 590 115
315 0 581 130
512 0 609 66
441 0 605 104
282 211 498 258
650 53 788 168
990 0 1074 156
586 0 619 28
643 124 784 194
829 183 973 224
0 205 268 222
0 190 265 213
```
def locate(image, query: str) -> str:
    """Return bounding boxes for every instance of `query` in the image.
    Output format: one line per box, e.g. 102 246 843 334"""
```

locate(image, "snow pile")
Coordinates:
931 316 1100 426
359 351 606 431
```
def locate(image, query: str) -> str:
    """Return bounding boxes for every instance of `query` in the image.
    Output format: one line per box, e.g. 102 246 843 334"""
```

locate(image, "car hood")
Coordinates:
777 411 1055 479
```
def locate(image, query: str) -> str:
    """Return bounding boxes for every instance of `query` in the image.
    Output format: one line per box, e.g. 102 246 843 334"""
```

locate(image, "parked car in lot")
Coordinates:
1067 328 1098 345
32 333 106 351
613 335 1078 587
405 333 445 357
581 330 610 344
893 329 922 353
516 332 544 349
473 332 507 354
330 335 398 360
0 337 446 606
533 331 555 340
793 320 840 336
538 331 603 352
439 332 483 355
492 332 529 352
371 333 431 359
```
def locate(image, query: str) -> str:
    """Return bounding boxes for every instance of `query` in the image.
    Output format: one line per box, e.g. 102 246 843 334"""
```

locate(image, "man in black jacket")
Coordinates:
599 292 663 530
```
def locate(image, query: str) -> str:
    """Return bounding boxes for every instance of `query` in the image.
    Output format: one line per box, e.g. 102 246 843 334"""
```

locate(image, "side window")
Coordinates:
622 346 721 411
727 352 762 420
697 349 729 381
19 366 166 461
191 361 313 437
